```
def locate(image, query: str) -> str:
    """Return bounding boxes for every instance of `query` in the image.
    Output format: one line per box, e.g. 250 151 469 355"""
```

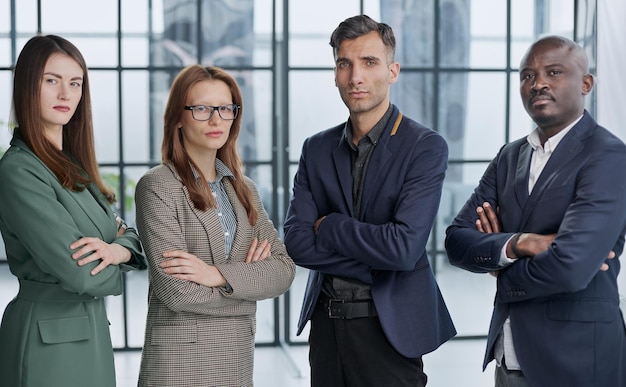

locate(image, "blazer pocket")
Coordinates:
150 322 198 345
38 316 91 344
547 299 614 323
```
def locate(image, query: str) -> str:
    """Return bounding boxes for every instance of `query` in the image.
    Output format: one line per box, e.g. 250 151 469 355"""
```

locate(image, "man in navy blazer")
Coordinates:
284 15 455 387
446 36 626 387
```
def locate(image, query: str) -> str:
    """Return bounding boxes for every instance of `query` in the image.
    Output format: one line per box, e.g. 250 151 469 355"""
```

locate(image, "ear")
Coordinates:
582 73 594 95
389 61 400 85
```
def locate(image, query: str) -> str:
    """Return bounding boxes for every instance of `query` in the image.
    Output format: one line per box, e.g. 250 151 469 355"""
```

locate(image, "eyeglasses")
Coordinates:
184 104 240 121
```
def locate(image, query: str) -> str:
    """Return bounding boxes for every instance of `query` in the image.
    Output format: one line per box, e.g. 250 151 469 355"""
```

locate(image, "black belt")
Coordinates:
319 297 378 319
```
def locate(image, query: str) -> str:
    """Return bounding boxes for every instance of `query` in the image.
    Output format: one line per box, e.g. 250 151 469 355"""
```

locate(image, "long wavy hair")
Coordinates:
12 35 114 202
161 65 257 225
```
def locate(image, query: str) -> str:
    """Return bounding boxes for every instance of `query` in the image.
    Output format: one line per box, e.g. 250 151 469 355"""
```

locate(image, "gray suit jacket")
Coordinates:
135 163 295 387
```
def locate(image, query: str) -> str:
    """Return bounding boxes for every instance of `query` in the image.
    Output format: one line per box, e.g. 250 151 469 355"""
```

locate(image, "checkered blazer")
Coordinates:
135 163 295 387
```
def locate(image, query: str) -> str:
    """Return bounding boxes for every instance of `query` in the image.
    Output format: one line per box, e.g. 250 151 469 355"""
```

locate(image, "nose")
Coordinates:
531 73 548 91
58 84 70 101
349 67 363 87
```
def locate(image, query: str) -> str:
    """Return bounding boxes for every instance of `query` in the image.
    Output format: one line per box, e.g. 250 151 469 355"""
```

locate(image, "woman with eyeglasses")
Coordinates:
0 35 147 387
134 65 295 386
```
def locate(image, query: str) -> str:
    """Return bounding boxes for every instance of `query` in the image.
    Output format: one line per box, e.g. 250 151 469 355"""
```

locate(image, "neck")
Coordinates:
188 151 217 182
44 126 63 150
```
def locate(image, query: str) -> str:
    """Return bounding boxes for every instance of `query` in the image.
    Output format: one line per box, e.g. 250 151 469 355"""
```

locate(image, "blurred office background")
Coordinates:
1 1 625 386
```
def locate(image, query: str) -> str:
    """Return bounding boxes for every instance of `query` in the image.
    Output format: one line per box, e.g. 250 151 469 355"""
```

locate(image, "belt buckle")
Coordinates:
327 299 345 319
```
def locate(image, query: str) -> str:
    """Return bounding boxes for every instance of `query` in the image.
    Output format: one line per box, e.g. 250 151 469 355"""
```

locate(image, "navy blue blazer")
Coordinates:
284 105 456 358
446 112 626 387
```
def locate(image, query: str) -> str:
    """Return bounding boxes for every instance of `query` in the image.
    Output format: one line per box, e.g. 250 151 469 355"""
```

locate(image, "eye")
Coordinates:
366 60 377 67
45 78 58 85
194 105 208 113
520 73 534 81
549 69 562 76
337 62 350 69
220 105 234 112
70 81 82 87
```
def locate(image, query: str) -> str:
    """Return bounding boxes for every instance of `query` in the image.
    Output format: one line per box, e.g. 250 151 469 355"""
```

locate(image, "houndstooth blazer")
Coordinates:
135 163 295 387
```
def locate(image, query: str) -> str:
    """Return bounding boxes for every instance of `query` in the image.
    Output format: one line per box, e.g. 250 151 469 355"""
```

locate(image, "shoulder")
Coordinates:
302 122 345 148
136 164 180 192
0 145 51 183
392 115 448 152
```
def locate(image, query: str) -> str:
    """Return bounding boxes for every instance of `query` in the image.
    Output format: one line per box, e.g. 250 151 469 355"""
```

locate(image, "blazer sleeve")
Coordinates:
497 144 626 301
0 150 127 297
445 146 516 273
215 177 295 301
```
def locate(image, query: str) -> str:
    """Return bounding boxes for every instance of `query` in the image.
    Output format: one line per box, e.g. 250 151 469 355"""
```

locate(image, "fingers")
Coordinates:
483 203 501 233
245 238 271 263
476 206 492 233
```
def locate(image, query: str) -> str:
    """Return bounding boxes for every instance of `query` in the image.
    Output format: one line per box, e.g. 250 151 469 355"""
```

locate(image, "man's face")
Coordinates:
519 40 592 134
334 31 399 118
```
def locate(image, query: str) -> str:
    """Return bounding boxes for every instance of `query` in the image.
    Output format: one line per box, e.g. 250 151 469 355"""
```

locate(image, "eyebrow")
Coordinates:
43 71 83 81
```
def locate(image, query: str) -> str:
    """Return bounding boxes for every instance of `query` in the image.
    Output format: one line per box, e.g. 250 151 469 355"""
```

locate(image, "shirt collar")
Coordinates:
527 114 583 153
344 104 393 150
190 158 235 183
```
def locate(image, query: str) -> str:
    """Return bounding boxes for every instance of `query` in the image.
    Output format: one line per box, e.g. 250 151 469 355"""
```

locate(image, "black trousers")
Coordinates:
309 299 427 387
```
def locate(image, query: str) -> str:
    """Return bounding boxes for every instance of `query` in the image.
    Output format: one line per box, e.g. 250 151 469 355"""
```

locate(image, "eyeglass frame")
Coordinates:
183 104 241 121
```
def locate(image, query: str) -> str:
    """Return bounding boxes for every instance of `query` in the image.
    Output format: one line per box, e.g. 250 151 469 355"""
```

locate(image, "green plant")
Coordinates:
101 172 136 213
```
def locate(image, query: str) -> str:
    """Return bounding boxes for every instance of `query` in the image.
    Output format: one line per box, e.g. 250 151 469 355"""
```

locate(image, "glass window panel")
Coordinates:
122 71 151 163
91 70 120 163
437 162 491 252
380 0 435 67
0 39 10 67
0 266 18 311
244 164 275 220
41 0 118 33
124 270 149 348
511 0 575 67
240 70 273 162
69 37 118 67
467 0 507 68
122 37 149 67
123 166 151 228
122 0 148 33
249 0 274 67
0 71 12 150
392 71 435 130
288 266 310 344
434 253 495 336
439 0 471 68
148 70 174 163
106 294 126 348
440 72 506 161
0 0 8 33
288 1 360 67
288 70 346 161
256 298 277 344
15 0 37 33
508 72 535 142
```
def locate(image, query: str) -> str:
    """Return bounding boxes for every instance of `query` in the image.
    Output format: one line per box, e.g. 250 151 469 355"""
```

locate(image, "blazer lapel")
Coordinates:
167 163 228 264
518 127 584 229
515 142 532 211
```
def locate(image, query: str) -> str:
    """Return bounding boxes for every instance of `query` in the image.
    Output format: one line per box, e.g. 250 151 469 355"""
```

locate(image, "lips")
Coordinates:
53 106 71 112
529 94 554 107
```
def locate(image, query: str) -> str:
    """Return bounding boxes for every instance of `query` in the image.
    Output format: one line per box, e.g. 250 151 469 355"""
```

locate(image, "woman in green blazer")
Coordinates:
0 35 146 387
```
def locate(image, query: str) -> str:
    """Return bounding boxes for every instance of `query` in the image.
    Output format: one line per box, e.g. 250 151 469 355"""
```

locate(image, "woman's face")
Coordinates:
179 79 234 160
40 53 83 134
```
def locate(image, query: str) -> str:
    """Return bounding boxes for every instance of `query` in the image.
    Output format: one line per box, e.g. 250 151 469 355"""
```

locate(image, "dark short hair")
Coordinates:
329 14 396 61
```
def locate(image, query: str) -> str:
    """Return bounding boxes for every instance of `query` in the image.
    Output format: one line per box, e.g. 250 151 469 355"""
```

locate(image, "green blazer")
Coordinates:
0 134 146 387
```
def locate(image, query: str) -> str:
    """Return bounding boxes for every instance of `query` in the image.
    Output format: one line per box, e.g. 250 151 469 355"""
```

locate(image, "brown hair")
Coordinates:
12 35 114 202
162 65 257 225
